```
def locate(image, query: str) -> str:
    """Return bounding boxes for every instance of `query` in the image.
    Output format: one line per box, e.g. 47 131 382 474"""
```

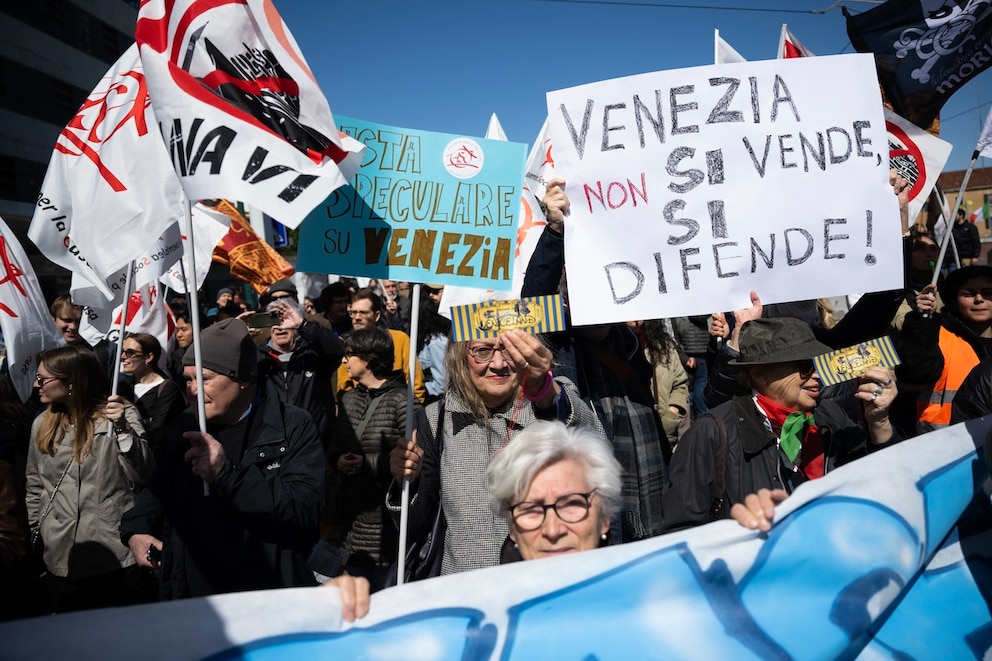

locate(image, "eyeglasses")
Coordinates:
509 490 596 532
342 352 366 360
466 345 511 364
959 288 992 299
794 359 816 379
34 373 61 387
913 243 939 253
348 309 374 317
270 293 295 300
122 349 144 359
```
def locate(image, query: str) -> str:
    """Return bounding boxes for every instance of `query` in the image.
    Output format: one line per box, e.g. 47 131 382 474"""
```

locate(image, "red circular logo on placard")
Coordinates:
887 120 927 204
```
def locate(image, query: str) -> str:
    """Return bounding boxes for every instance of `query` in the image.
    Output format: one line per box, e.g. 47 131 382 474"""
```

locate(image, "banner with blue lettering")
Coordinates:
4 420 990 659
296 117 527 290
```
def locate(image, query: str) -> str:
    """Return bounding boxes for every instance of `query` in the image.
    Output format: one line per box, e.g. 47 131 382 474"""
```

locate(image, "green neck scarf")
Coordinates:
780 411 814 462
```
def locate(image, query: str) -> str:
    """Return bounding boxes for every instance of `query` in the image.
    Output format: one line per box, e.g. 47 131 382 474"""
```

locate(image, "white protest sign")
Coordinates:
546 53 902 325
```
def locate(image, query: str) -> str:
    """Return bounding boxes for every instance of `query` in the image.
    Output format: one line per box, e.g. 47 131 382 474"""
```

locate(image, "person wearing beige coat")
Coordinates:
26 345 155 613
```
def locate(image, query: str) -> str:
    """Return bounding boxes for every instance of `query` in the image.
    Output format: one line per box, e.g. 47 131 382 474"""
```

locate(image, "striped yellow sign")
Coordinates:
450 295 566 342
813 336 901 387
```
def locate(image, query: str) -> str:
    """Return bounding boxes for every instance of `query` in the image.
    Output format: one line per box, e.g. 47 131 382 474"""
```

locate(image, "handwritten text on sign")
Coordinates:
546 53 903 325
296 117 527 289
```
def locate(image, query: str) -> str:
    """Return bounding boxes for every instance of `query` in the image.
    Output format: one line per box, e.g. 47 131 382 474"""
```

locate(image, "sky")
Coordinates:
275 0 992 174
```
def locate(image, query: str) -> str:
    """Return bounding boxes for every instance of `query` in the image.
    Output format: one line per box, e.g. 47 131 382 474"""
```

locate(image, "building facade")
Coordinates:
1 1 137 299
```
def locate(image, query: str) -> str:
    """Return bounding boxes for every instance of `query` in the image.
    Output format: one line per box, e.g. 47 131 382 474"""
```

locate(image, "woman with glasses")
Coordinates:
120 333 187 453
388 328 601 576
662 317 898 532
26 345 155 612
487 421 621 562
898 264 992 434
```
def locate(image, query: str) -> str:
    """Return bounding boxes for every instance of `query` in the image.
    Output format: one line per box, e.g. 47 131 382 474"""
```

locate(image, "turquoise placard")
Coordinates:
297 116 527 290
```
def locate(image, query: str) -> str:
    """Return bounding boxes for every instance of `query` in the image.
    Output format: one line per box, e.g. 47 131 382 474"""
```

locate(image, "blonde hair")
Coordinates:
34 345 109 463
816 299 838 329
444 340 521 419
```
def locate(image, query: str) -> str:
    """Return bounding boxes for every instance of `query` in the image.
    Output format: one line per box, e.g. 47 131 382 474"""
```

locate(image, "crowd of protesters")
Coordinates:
2 169 992 621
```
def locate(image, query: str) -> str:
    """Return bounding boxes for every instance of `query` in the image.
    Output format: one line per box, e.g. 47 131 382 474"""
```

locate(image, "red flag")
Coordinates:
777 24 814 59
136 0 364 229
210 201 294 294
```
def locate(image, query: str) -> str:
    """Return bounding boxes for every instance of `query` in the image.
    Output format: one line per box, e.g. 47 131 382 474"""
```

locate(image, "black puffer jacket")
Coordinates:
257 319 343 442
662 394 895 532
120 385 325 599
329 373 420 568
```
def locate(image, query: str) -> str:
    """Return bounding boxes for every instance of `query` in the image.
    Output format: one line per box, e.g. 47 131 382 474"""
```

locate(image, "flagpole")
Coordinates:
182 195 210 496
932 159 978 289
396 283 422 587
110 260 136 396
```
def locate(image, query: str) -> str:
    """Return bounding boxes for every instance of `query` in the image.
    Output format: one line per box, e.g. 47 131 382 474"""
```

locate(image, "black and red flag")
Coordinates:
845 0 992 129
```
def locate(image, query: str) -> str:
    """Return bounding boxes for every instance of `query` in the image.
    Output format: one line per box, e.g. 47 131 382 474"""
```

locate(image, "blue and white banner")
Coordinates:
3 419 990 660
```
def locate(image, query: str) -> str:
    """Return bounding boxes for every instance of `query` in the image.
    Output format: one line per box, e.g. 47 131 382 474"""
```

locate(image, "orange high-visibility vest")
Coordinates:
917 327 980 431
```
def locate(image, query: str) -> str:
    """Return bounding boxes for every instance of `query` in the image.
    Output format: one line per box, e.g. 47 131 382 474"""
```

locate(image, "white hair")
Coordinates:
486 420 622 525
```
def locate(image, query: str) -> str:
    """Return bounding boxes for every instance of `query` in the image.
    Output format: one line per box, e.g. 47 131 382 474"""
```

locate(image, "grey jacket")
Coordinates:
26 404 153 578
388 377 602 575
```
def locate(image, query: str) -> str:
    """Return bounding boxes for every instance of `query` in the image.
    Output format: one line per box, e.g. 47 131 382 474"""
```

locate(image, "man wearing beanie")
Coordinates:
121 318 325 598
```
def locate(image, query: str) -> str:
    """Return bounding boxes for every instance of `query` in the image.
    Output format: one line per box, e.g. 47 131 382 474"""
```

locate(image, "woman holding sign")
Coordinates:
662 316 899 533
388 328 601 576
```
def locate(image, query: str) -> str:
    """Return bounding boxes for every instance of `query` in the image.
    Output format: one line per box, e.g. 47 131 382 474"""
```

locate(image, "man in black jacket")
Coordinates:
257 297 343 444
121 318 324 598
662 317 899 532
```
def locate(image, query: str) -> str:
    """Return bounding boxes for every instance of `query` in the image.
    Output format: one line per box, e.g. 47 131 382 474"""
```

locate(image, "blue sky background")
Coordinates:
276 0 992 173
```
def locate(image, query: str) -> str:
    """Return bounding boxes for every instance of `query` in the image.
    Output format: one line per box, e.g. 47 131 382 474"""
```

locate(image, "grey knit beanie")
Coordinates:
183 318 257 381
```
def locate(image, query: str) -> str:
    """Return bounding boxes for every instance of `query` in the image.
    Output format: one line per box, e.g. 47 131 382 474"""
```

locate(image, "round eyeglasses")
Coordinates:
466 345 511 364
509 490 596 531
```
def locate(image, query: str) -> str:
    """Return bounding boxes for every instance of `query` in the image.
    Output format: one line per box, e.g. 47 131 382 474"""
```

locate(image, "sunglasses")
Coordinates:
122 349 145 359
795 359 816 379
34 373 61 387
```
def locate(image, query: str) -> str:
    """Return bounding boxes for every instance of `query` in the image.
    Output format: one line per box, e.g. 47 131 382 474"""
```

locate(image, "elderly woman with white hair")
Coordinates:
486 420 622 562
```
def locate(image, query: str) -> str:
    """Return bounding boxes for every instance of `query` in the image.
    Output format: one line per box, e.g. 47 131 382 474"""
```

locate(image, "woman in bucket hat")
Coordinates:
662 316 899 532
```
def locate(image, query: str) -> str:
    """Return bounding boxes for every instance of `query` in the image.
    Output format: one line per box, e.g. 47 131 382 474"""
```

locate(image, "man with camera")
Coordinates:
254 297 343 442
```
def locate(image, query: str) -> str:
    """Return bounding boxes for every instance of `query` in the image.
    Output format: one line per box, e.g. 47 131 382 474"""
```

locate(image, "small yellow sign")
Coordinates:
450 295 566 341
813 336 901 387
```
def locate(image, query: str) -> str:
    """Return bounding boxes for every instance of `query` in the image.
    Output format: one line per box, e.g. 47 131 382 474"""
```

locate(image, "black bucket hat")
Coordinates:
729 317 832 366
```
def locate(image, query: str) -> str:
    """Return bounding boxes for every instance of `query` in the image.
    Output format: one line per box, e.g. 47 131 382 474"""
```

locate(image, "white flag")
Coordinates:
159 204 232 294
486 113 508 142
0 217 62 401
885 108 953 224
70 221 185 311
714 29 746 64
778 24 814 59
136 0 364 229
975 105 992 159
28 44 185 304
80 281 175 372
